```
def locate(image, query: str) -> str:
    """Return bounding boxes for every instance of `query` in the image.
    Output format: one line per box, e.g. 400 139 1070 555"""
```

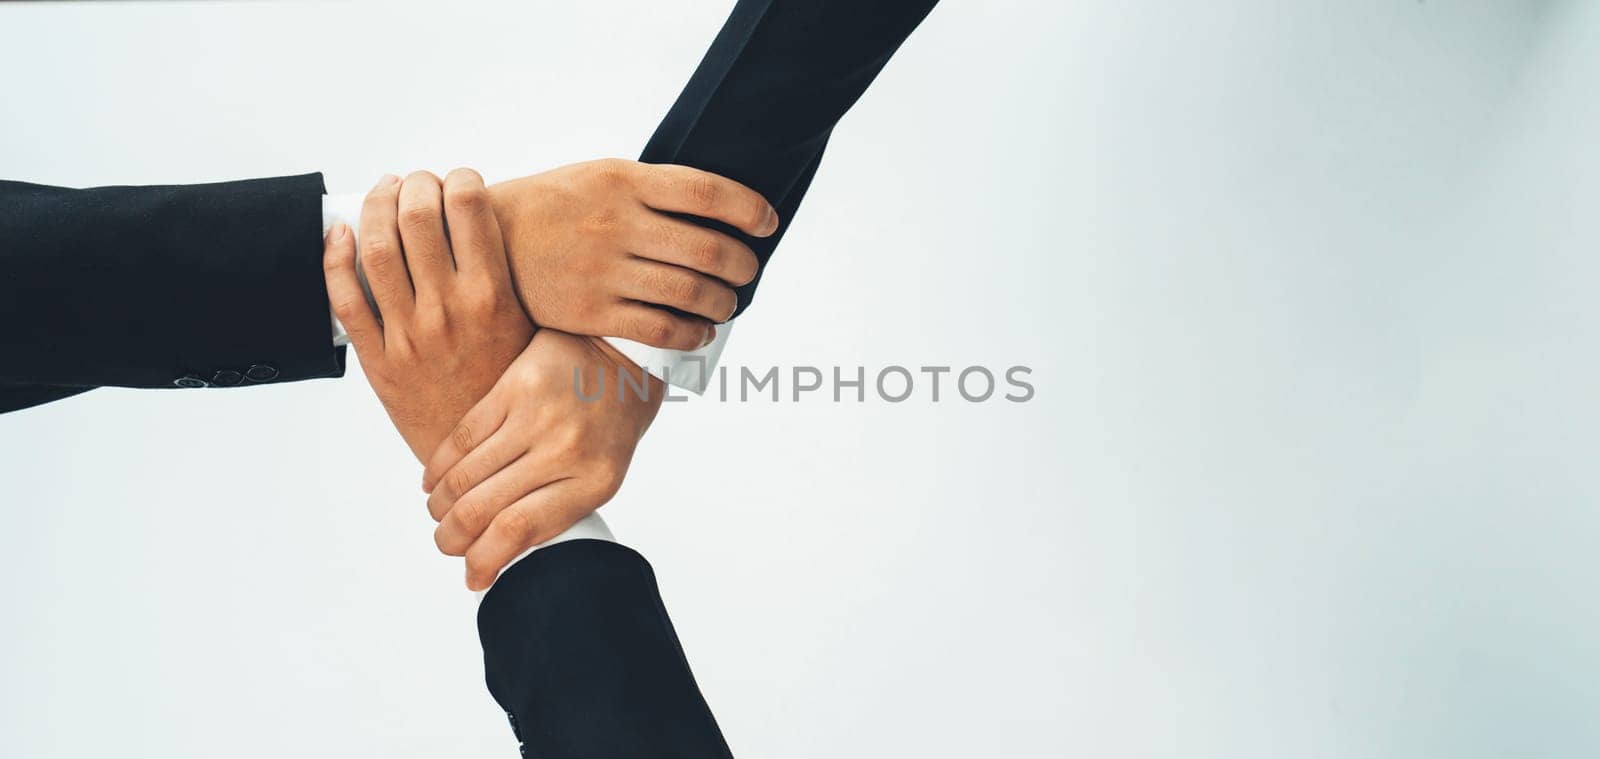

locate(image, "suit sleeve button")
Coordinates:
173 375 210 389
244 364 280 382
211 369 243 386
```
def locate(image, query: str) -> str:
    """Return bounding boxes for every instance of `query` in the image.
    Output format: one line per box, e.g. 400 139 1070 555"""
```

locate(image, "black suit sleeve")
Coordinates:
478 540 734 759
640 0 940 319
0 174 345 413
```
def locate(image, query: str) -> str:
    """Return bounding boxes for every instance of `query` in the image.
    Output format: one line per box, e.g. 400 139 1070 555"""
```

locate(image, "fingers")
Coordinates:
396 171 453 297
463 479 592 591
358 174 415 325
442 168 510 282
631 216 759 287
322 222 382 357
618 260 738 324
636 163 779 239
432 452 559 557
609 302 716 352
422 396 511 494
425 426 526 521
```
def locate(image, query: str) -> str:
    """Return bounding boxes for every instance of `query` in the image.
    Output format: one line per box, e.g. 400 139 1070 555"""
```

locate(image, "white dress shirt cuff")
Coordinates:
602 322 733 395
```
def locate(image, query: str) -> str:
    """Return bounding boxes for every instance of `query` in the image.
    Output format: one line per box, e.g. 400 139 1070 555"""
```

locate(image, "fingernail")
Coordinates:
761 205 780 236
375 174 399 189
698 323 717 349
327 222 347 242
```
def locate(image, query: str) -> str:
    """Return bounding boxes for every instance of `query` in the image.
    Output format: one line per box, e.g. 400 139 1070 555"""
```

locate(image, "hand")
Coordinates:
488 158 778 350
325 170 535 461
420 329 664 590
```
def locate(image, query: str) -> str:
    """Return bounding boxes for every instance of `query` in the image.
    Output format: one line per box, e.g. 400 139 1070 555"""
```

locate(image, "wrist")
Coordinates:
487 181 542 325
582 334 665 402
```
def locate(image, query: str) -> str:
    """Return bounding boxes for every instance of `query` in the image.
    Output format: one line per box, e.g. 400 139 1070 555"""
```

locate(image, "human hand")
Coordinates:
324 170 535 462
420 329 664 590
488 158 777 350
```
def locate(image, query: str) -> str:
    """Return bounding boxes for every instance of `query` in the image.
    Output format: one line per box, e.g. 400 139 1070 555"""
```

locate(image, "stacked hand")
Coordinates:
489 158 776 348
422 330 663 590
325 170 533 461
326 161 774 589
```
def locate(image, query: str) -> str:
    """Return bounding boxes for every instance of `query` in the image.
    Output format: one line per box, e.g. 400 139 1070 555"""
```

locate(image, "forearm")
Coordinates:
610 0 937 392
478 539 733 759
0 174 344 393
639 0 939 318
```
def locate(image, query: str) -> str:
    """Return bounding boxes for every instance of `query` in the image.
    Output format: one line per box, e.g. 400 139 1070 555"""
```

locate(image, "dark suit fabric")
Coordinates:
0 173 343 413
479 540 733 759
640 0 940 320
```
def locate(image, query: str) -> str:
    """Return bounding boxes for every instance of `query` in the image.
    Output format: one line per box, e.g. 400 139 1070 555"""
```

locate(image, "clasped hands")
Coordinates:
323 160 775 590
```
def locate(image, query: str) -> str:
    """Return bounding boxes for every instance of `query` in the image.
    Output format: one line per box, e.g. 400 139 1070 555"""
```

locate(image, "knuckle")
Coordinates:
633 313 676 346
450 423 478 452
322 246 350 275
659 322 700 351
399 203 438 231
524 368 561 396
489 289 521 320
685 178 721 210
360 237 395 266
364 182 398 205
689 236 723 272
589 158 632 187
330 297 368 321
444 467 478 500
552 430 584 464
495 507 537 543
386 332 418 360
454 497 491 531
463 287 499 317
413 308 449 337
445 183 488 215
663 272 703 303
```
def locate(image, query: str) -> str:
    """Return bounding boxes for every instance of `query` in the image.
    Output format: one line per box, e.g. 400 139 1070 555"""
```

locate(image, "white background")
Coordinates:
2 1 1597 757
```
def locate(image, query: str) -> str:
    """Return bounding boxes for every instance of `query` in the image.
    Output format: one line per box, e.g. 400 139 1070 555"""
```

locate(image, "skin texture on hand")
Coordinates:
421 330 666 591
488 158 778 350
324 170 535 462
